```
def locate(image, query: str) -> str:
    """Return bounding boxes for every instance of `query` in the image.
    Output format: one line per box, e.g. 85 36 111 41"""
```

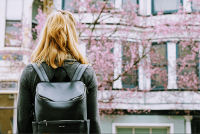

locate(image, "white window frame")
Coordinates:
112 123 174 133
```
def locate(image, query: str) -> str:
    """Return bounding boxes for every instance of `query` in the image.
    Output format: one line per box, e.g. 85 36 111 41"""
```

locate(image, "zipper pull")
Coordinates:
84 84 89 94
43 120 47 126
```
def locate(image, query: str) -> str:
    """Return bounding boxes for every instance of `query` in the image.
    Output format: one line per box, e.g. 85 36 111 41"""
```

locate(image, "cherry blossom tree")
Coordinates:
2 0 200 116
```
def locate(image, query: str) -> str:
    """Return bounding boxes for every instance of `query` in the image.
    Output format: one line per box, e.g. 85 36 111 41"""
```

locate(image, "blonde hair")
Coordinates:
31 10 88 69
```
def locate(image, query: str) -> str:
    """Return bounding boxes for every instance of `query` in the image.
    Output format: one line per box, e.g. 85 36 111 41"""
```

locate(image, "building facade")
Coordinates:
0 0 199 133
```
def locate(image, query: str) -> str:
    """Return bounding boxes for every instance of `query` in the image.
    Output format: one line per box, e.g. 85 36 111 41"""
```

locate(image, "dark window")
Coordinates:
176 44 199 89
122 42 138 88
152 0 183 15
192 116 200 133
151 42 168 89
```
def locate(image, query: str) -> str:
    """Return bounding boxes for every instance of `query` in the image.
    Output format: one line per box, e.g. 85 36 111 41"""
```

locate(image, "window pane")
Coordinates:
0 94 15 134
122 42 138 88
123 0 137 5
90 0 114 10
151 66 167 87
5 21 21 47
32 0 43 23
6 0 23 20
152 43 167 64
178 45 197 64
179 66 198 75
117 128 132 133
135 128 150 134
32 0 43 40
192 0 200 11
151 43 167 88
153 0 181 12
122 68 138 88
152 128 167 134
62 0 74 11
0 82 18 90
178 45 198 75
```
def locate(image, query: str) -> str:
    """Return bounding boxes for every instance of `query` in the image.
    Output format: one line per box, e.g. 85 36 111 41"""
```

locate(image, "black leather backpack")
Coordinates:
31 63 90 134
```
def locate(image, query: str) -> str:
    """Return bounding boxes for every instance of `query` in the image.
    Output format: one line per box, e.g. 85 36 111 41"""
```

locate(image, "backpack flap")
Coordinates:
36 81 86 101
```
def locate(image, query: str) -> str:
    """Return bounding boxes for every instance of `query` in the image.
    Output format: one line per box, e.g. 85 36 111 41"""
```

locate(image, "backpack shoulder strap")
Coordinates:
31 63 50 82
72 64 89 81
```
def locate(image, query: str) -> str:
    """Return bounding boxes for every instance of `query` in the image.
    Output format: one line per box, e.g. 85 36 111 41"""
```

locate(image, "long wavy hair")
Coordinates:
31 10 88 69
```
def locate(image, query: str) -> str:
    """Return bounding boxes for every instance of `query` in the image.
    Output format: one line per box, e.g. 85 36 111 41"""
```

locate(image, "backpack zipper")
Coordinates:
41 119 85 126
37 84 87 101
37 93 54 101
70 85 86 100
84 84 89 94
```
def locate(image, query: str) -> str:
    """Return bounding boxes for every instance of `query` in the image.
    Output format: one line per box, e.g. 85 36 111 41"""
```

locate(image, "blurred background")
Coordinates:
0 0 200 133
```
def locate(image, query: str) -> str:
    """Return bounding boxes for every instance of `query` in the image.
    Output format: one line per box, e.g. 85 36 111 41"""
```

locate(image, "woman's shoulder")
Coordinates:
22 63 35 74
84 64 95 75
81 64 98 90
20 63 37 79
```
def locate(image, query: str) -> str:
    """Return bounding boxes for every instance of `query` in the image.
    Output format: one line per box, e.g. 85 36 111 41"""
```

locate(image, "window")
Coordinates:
122 0 139 12
122 42 138 88
32 0 43 40
122 0 138 5
116 127 168 134
5 21 21 47
176 44 199 89
62 0 115 12
151 42 168 89
191 0 200 12
62 0 74 12
86 39 115 89
152 0 183 15
192 116 200 133
91 0 114 7
5 0 23 47
89 0 115 12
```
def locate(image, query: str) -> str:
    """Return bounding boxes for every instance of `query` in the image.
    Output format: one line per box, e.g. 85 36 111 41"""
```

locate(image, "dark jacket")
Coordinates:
17 60 101 133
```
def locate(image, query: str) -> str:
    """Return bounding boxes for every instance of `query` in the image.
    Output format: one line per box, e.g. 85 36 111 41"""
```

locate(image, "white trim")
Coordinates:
183 0 192 13
139 0 148 15
146 0 151 15
0 0 6 50
145 43 151 90
0 90 18 94
6 0 23 20
113 42 122 89
112 123 174 133
138 44 144 90
167 42 177 89
54 0 62 11
115 0 122 9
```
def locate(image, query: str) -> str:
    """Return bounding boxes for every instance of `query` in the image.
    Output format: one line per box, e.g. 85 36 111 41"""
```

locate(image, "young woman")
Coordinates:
17 10 101 133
